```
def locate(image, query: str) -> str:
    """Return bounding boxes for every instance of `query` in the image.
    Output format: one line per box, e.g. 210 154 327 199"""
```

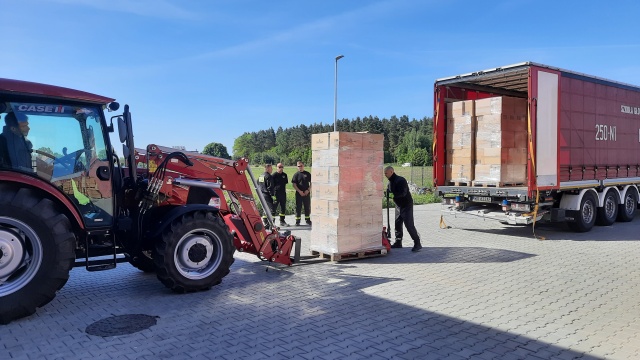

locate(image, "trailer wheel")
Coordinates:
617 190 637 222
0 186 75 324
596 190 618 226
568 192 597 233
154 211 235 293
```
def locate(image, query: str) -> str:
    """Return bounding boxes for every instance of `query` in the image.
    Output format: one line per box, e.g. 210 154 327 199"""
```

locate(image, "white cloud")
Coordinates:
188 0 414 61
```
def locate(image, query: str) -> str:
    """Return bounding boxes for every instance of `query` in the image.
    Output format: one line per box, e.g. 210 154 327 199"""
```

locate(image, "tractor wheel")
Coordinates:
153 211 235 293
617 189 637 222
128 250 155 273
0 185 75 324
567 192 597 233
596 190 618 226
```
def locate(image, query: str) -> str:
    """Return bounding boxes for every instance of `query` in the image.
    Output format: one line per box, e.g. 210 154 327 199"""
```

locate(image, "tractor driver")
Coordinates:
1 112 33 171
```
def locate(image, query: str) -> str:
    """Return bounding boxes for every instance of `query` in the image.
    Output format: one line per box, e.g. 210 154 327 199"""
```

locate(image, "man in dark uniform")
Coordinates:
291 160 311 226
257 163 275 229
272 162 289 226
384 166 422 252
1 112 33 171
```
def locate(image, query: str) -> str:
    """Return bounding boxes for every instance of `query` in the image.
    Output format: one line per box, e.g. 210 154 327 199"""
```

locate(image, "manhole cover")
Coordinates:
86 314 158 337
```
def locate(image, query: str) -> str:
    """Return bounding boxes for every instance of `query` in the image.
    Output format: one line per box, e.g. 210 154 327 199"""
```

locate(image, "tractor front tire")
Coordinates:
153 211 235 293
0 185 75 324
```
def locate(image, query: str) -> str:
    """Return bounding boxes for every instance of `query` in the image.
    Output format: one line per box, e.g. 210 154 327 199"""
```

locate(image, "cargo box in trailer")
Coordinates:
433 62 640 232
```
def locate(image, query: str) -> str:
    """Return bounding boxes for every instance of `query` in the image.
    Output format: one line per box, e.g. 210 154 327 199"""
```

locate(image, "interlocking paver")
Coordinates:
1 205 639 359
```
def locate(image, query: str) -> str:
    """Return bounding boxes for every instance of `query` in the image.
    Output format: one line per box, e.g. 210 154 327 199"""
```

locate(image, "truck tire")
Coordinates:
596 190 618 226
617 190 637 222
567 192 597 233
153 211 235 293
128 250 155 273
0 186 75 324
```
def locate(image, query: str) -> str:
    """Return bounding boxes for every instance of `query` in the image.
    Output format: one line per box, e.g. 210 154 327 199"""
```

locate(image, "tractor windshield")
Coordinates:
1 102 113 226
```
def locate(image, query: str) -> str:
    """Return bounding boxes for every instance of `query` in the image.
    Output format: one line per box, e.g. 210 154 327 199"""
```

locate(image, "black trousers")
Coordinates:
262 193 274 218
394 204 420 243
295 192 311 220
274 192 287 218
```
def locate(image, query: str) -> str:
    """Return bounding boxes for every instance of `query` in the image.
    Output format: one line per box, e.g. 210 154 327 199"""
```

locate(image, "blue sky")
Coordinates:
3 0 640 155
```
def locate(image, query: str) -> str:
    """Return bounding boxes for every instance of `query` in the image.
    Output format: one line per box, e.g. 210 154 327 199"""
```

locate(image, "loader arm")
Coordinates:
142 144 295 265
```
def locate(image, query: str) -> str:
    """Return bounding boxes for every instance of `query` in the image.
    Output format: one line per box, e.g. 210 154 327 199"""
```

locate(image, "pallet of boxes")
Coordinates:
445 96 528 187
310 132 387 261
445 100 475 185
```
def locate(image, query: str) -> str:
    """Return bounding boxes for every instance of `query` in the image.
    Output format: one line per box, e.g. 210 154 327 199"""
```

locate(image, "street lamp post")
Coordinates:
334 54 344 132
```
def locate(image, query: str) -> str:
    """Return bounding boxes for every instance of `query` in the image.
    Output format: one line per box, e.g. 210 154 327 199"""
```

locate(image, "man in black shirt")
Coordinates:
385 166 422 252
292 160 311 226
1 112 33 171
257 163 275 229
272 162 289 226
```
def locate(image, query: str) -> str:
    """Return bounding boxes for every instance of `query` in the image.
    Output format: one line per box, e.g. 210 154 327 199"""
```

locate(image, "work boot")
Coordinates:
411 242 423 252
390 239 403 248
305 220 312 226
280 220 289 226
295 221 301 226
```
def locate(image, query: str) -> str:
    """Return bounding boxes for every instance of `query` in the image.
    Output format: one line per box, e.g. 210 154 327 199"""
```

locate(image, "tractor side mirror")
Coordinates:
117 117 127 144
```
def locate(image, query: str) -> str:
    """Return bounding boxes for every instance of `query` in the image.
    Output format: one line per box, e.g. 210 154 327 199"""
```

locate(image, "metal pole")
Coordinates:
334 55 344 132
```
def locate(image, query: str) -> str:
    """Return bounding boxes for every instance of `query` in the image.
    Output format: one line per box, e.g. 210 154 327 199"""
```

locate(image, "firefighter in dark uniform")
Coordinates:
272 162 289 226
292 160 311 226
257 163 275 228
384 166 422 252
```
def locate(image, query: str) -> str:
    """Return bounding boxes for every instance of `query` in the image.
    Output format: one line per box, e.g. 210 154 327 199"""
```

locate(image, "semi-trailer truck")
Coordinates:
434 62 640 232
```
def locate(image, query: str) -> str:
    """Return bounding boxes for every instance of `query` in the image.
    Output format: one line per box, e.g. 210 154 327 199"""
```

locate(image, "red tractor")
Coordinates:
0 78 299 324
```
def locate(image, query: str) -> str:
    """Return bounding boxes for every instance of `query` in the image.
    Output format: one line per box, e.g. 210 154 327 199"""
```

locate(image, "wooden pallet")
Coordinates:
311 248 387 262
446 181 470 186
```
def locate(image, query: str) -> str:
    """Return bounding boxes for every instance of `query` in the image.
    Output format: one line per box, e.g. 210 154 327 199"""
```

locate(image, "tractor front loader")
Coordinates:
0 78 298 324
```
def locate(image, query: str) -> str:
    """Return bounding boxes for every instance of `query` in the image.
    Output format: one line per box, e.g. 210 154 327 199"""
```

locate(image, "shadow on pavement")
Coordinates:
452 224 640 242
1 254 602 359
333 247 536 264
441 216 640 242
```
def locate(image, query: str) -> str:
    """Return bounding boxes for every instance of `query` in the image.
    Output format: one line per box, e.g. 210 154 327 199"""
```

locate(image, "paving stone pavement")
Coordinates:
1 204 639 360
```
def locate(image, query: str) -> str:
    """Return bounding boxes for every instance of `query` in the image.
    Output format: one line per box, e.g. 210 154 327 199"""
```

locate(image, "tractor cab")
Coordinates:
0 101 115 227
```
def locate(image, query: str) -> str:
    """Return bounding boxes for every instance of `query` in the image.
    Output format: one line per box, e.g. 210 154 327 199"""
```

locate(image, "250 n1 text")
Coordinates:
595 124 616 141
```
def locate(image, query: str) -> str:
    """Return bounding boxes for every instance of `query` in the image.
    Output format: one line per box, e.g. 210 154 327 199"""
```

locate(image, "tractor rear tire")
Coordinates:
153 211 235 293
0 185 75 324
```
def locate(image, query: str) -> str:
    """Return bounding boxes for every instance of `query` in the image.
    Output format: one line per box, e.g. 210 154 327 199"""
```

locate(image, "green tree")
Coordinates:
202 142 230 159
411 148 429 166
233 133 256 158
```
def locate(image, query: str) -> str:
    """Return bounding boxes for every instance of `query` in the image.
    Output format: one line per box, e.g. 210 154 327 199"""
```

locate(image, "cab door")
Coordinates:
10 103 114 227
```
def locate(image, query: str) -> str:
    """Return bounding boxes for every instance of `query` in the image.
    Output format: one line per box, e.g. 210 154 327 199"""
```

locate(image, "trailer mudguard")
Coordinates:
620 185 639 204
596 187 621 207
559 188 599 210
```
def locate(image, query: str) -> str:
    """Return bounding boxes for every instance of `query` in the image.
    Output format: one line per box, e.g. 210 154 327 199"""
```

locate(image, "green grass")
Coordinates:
247 164 440 215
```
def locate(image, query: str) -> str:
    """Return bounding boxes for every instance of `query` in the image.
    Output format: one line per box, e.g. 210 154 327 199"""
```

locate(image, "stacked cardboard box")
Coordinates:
474 96 528 185
445 100 475 184
310 132 385 254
